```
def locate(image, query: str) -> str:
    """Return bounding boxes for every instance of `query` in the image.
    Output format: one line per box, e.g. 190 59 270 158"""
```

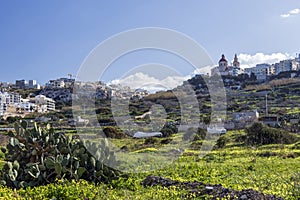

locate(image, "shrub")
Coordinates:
160 138 172 144
160 124 178 137
0 121 121 188
245 122 298 145
144 137 159 145
235 134 247 143
183 127 206 141
215 136 228 149
102 126 127 139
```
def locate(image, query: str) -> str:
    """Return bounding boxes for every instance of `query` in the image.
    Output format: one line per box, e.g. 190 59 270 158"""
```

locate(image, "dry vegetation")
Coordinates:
245 78 300 91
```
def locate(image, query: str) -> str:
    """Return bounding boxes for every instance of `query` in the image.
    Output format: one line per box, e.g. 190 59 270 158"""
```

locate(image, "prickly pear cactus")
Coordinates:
0 121 121 188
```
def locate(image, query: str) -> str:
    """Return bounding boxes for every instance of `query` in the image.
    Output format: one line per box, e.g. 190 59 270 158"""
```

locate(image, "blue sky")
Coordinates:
0 0 300 85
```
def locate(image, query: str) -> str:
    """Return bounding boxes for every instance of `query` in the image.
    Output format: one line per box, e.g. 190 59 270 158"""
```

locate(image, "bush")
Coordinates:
144 137 159 145
102 126 127 139
0 121 121 188
183 127 206 141
160 124 178 137
245 122 298 145
215 136 228 149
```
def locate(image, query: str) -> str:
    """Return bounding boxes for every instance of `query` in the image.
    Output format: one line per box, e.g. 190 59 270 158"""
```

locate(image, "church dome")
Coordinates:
219 54 227 63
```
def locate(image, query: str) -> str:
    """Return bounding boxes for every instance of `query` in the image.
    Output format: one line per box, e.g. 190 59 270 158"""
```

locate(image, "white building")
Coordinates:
28 80 36 88
16 100 37 113
35 95 55 112
28 80 40 89
47 80 65 88
245 64 274 80
0 92 22 115
108 84 135 99
0 92 7 104
232 110 259 122
274 59 299 75
0 103 7 116
59 78 75 88
46 78 75 88
9 93 21 104
133 89 149 99
0 92 21 105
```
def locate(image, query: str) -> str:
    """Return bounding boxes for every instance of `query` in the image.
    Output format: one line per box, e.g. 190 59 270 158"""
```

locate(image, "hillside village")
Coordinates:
0 78 149 124
1 53 300 130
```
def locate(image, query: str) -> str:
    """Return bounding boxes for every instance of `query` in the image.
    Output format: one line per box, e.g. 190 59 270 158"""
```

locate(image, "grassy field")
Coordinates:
0 130 300 199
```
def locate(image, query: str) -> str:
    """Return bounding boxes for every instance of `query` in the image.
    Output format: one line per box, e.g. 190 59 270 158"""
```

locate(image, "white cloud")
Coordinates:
110 65 217 92
110 72 190 92
280 14 290 18
238 53 293 69
280 8 300 18
290 8 300 14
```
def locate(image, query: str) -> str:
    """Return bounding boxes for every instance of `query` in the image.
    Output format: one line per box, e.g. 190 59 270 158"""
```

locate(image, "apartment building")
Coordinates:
274 59 299 75
35 95 55 112
17 99 37 113
245 64 274 80
0 103 7 115
46 78 75 88
15 79 27 89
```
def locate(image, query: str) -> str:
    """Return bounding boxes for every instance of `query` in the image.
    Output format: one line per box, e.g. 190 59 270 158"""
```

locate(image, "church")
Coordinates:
211 54 243 76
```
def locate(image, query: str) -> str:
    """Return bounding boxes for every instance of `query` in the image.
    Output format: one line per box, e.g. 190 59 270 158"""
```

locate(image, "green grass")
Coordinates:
1 130 300 199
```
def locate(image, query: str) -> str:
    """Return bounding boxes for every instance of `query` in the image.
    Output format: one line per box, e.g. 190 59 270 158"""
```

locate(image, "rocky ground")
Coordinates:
141 175 284 200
